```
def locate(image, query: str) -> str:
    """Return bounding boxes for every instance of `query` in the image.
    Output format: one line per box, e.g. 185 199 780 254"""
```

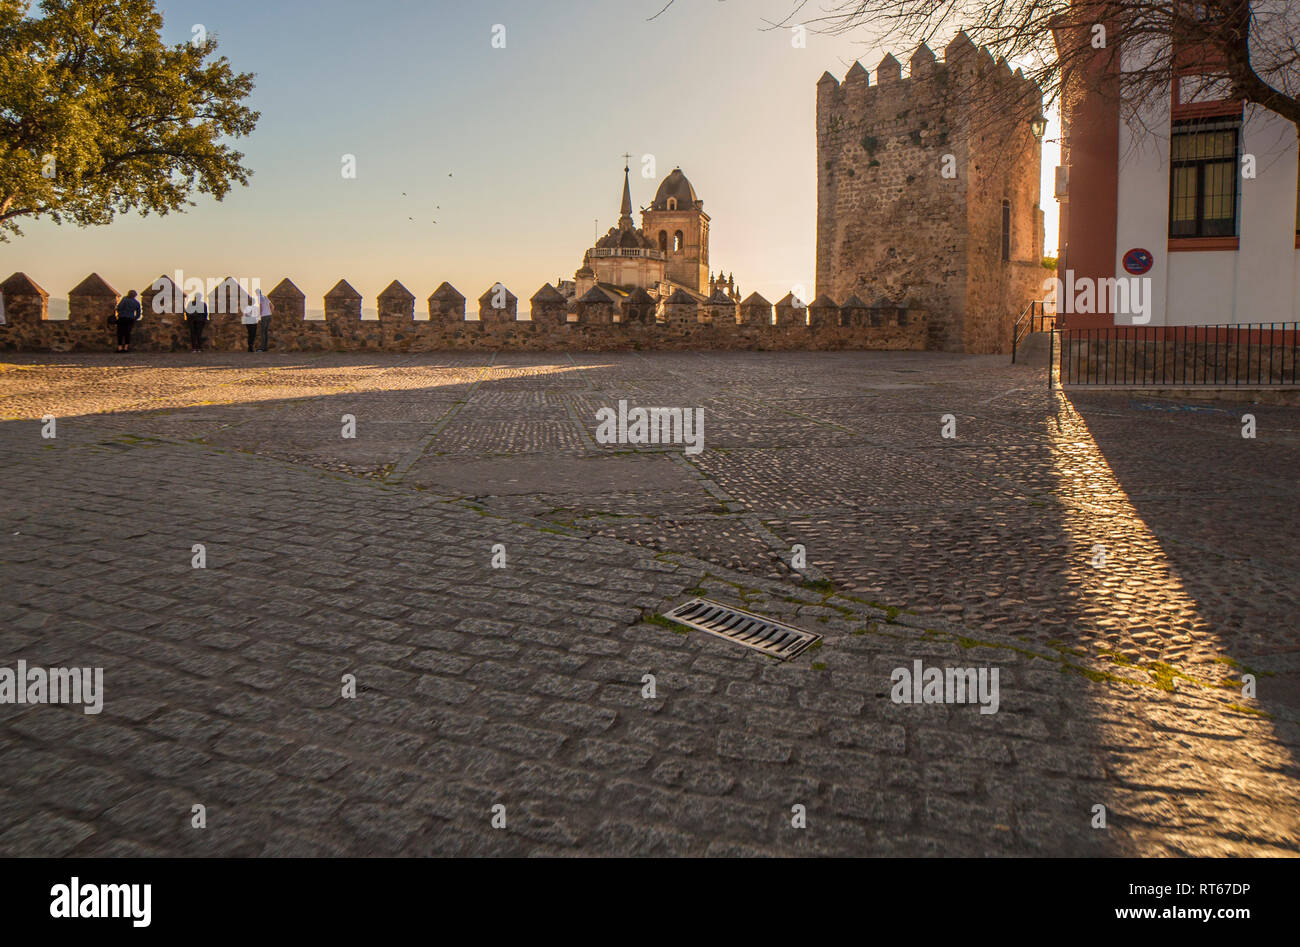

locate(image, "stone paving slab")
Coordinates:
0 350 1297 856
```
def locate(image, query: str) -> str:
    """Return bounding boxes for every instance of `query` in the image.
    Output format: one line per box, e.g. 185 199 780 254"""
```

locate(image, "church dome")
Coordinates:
652 168 698 210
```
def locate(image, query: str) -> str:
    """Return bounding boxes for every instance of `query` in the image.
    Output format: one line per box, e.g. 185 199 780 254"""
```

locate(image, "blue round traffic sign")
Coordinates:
1123 248 1153 275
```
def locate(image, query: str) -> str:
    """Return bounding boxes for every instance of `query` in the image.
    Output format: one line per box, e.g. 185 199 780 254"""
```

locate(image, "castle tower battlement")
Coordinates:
816 35 1046 352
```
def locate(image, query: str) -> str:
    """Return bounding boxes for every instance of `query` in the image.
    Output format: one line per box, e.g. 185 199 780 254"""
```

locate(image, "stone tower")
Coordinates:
641 167 710 295
815 35 1046 353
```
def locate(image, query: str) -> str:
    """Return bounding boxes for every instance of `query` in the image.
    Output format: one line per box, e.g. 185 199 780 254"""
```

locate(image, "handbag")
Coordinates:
107 314 118 327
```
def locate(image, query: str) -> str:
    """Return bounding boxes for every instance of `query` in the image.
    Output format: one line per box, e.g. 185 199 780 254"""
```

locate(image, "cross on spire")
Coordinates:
618 153 634 227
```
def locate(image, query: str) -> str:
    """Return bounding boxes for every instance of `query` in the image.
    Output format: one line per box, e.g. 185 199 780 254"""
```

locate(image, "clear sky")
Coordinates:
5 0 1058 312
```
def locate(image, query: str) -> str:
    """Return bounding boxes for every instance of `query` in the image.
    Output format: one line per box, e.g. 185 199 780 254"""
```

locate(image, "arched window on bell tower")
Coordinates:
673 230 683 253
658 231 667 253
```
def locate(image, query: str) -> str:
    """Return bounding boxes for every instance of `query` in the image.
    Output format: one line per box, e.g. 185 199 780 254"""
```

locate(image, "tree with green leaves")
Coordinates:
0 0 258 241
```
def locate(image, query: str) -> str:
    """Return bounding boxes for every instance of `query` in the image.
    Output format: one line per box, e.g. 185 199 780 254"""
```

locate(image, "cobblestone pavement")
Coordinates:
1 351 1297 856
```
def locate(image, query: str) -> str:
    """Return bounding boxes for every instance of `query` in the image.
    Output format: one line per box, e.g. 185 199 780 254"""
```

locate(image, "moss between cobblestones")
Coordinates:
1048 639 1089 657
953 632 1270 707
645 613 689 634
1099 649 1139 668
1145 661 1196 693
835 592 909 621
1096 650 1203 693
643 571 1277 717
1212 655 1274 679
1226 703 1272 718
1062 663 1141 687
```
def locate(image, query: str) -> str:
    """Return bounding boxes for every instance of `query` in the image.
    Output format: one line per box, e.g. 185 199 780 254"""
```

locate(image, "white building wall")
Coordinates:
1115 83 1173 325
1113 24 1300 326
1166 253 1239 325
1236 106 1298 323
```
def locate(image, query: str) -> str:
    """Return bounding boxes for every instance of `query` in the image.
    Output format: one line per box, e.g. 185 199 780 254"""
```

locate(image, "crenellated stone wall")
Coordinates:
0 273 929 353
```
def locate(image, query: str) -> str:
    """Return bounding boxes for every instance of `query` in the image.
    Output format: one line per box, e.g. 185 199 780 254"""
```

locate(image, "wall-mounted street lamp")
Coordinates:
1030 113 1048 141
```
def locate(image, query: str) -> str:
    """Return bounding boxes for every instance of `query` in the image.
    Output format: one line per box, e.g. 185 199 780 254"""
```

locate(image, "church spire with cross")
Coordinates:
618 153 633 230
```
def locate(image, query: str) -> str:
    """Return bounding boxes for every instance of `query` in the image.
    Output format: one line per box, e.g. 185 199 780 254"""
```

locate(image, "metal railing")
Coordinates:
1011 298 1057 363
1060 322 1300 387
588 248 666 260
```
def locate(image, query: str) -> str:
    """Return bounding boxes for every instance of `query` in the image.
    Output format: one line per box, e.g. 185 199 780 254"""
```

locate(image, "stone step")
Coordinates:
1015 330 1054 367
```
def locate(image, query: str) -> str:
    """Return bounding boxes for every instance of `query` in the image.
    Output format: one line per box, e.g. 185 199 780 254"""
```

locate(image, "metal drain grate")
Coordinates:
661 598 821 661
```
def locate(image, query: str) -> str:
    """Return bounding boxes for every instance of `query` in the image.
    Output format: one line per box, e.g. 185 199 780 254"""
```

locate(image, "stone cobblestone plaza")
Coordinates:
1 349 1297 857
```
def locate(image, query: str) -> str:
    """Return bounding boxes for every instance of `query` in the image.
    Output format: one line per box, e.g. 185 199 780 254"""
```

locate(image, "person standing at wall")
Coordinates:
115 289 142 352
255 288 273 352
240 297 259 352
186 292 209 353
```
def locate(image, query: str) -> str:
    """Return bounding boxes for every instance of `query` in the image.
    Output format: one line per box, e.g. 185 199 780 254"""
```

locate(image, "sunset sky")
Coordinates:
6 0 1059 312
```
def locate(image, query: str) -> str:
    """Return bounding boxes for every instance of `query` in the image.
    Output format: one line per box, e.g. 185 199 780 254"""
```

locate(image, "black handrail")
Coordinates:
1059 323 1299 387
1011 298 1057 363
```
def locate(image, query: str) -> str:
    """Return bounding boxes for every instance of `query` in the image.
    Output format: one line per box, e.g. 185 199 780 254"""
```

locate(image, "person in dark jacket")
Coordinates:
241 300 259 351
186 293 209 352
115 290 141 352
